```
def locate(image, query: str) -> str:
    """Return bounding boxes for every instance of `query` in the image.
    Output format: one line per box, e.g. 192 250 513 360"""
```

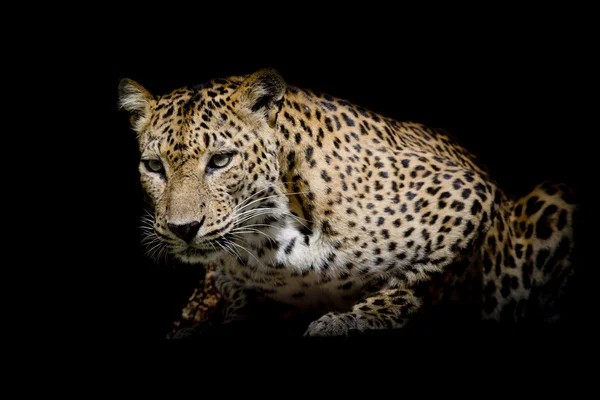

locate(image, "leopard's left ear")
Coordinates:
231 68 286 128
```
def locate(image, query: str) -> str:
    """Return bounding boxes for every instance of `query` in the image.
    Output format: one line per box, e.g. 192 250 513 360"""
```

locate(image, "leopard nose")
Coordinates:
167 221 202 243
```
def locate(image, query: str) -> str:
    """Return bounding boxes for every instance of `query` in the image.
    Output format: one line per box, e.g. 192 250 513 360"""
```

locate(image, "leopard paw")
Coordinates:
304 312 356 337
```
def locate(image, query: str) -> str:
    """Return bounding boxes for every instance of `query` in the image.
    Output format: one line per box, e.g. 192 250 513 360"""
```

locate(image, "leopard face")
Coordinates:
119 71 289 264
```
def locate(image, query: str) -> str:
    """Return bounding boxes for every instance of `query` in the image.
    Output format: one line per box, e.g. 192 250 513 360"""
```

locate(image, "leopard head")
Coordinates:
118 69 288 263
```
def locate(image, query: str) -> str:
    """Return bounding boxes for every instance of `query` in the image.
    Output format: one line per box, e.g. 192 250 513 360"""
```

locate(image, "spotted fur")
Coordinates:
118 69 577 336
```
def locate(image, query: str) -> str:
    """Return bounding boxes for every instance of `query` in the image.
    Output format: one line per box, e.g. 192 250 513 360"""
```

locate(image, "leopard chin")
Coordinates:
173 246 220 264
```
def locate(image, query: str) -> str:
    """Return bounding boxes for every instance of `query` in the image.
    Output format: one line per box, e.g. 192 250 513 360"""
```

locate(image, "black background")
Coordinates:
92 13 593 343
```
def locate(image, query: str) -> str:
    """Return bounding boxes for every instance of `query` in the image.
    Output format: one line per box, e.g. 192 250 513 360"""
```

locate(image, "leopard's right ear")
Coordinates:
118 78 155 133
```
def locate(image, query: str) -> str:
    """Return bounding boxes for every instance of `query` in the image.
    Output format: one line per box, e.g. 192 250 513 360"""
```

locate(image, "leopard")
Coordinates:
118 68 578 337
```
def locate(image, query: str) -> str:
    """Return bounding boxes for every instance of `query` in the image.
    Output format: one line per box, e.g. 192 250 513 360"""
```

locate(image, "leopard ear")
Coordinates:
118 78 155 133
232 68 286 128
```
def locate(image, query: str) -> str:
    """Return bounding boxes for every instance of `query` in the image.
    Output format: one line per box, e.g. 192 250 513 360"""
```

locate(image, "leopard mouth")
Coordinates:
170 220 241 262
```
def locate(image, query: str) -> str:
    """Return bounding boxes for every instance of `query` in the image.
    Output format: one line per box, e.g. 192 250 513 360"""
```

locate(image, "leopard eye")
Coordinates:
143 159 164 173
208 153 233 169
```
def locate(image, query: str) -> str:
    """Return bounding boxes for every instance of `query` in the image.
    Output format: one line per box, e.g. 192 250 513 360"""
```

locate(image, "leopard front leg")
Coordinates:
304 288 422 337
171 270 254 339
214 270 255 324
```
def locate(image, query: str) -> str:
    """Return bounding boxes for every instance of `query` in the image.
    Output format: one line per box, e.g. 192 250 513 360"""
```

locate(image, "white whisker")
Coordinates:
234 190 310 215
234 193 281 214
234 208 287 225
138 210 174 264
220 240 245 264
230 226 277 243
215 241 236 261
232 187 277 213
223 239 260 264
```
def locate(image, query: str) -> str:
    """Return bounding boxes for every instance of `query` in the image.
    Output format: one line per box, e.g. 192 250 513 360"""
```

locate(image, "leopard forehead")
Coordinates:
142 78 250 162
